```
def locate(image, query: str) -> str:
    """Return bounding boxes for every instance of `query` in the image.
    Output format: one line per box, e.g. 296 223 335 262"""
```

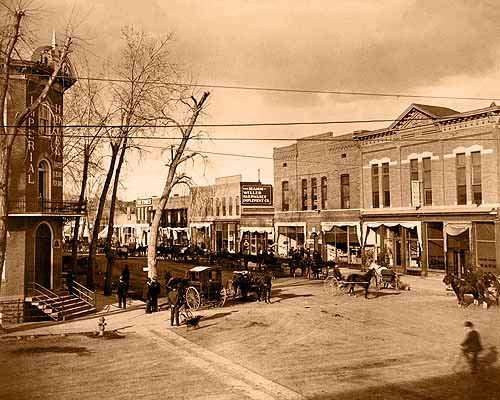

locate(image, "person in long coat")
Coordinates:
117 277 128 309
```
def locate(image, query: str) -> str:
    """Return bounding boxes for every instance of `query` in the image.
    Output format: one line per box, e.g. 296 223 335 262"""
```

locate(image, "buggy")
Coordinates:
183 266 227 310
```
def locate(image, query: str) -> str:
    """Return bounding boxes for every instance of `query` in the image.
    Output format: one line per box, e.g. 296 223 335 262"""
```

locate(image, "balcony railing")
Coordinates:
8 199 86 215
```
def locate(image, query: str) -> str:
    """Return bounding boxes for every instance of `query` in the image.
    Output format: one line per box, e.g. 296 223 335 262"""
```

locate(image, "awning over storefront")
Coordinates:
443 222 472 252
190 222 211 229
444 222 471 236
362 221 422 248
161 227 190 240
321 221 362 244
239 227 274 240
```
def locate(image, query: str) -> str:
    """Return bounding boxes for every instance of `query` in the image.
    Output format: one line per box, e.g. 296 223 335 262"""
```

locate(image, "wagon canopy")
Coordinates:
189 266 212 272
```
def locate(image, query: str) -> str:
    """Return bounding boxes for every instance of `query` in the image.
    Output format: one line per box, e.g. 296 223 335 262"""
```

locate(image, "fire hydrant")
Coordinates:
97 316 107 337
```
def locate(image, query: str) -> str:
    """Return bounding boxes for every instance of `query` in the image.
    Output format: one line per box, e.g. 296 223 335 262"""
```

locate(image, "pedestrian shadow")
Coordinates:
272 293 314 303
369 291 403 299
200 311 236 322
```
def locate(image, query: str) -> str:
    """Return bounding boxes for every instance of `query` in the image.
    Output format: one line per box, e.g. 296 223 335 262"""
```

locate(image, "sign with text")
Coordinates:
411 180 421 207
240 183 273 206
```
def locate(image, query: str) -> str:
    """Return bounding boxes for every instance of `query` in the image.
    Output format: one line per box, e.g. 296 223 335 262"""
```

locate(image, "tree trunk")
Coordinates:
104 138 128 295
71 147 90 272
87 143 121 289
0 143 12 291
147 92 210 278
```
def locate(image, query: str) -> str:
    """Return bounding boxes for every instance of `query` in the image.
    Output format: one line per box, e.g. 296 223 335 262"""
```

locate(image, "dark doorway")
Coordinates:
35 223 52 288
446 230 470 277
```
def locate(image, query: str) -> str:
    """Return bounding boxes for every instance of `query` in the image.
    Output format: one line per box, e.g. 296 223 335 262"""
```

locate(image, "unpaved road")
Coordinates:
1 276 500 399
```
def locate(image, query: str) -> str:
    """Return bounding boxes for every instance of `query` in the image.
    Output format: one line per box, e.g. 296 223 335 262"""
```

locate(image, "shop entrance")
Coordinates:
35 223 52 288
446 230 470 277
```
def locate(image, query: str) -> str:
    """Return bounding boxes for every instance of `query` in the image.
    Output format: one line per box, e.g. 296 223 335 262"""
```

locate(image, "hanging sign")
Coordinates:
240 183 273 206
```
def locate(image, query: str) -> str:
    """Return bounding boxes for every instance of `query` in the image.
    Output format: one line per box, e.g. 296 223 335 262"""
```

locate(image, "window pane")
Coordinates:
427 222 443 239
428 240 445 270
456 153 465 166
457 185 467 205
477 242 496 270
476 222 495 241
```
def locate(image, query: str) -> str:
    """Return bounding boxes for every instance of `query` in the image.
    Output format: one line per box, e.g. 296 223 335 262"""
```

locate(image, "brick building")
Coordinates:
0 39 79 322
358 103 500 276
190 175 274 254
273 103 500 276
273 132 362 263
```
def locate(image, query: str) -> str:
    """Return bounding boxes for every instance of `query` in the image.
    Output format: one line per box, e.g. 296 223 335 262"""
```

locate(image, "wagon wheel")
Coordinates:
339 281 351 295
217 287 227 308
185 286 201 310
330 280 345 296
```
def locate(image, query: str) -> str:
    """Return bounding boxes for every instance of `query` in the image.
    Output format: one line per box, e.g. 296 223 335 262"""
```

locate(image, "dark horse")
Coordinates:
443 274 486 307
346 268 376 298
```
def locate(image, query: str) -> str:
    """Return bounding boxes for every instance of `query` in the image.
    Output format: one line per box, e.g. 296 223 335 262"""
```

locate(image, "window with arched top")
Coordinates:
38 160 51 207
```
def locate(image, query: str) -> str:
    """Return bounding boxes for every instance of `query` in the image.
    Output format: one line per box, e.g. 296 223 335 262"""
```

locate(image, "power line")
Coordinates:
7 71 500 101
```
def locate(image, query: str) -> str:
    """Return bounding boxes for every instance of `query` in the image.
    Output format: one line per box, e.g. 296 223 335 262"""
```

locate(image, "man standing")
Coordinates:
150 277 161 313
144 278 152 313
66 269 75 295
117 277 128 309
461 321 483 373
121 265 130 288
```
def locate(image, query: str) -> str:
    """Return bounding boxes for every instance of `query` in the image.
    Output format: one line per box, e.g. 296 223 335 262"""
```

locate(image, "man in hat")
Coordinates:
117 276 128 309
143 278 152 313
461 321 483 373
149 277 161 313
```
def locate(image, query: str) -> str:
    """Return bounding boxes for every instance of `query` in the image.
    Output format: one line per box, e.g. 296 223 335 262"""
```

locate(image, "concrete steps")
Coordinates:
30 292 96 321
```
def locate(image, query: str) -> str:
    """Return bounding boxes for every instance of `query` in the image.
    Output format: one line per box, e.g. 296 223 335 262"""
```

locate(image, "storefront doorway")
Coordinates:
35 223 52 288
446 230 470 277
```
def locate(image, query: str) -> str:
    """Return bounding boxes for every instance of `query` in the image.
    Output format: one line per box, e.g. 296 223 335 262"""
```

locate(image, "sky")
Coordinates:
39 0 500 200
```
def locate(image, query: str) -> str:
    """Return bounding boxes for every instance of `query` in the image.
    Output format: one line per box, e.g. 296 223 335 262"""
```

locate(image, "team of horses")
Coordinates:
443 270 500 308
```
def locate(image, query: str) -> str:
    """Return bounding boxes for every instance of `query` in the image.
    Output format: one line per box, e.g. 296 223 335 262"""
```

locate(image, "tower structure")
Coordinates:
0 35 80 323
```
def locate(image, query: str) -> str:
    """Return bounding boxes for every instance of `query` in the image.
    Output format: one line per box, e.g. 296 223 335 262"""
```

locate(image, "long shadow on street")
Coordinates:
310 367 500 400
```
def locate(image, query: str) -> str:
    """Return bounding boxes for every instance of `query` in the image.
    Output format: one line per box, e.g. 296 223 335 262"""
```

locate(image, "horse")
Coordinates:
345 268 376 298
443 274 486 307
255 271 273 303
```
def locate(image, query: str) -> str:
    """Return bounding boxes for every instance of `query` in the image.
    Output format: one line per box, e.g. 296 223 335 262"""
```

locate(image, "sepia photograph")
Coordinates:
1 0 500 398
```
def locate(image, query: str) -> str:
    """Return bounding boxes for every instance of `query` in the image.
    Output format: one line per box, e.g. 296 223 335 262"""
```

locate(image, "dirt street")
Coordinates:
2 276 500 399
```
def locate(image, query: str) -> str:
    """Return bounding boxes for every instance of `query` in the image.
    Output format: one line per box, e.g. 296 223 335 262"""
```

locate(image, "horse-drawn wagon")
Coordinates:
182 266 227 310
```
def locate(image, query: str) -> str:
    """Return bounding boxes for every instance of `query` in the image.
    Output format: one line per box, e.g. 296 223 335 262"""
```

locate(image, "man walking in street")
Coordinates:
461 321 483 373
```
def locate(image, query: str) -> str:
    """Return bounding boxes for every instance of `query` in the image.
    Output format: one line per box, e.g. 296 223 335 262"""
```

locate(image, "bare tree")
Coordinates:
147 91 210 279
0 0 74 290
63 62 112 273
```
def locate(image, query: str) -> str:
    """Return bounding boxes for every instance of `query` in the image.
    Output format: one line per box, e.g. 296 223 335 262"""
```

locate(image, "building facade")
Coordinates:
190 175 274 254
273 132 362 264
1 40 79 322
273 103 500 277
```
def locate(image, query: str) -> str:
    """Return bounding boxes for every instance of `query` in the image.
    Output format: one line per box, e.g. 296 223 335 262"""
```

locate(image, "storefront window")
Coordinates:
324 226 360 264
475 222 495 270
277 226 305 256
427 222 445 270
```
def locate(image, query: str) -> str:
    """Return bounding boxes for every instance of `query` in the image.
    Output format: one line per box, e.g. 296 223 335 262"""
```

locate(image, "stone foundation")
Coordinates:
0 297 24 325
